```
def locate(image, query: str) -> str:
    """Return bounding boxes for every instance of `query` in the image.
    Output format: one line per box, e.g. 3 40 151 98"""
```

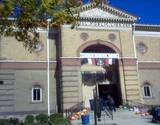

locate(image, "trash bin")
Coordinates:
81 115 90 125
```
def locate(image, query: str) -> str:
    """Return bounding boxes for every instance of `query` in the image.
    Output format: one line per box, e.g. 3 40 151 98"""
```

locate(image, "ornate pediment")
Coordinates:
76 3 137 25
80 8 119 19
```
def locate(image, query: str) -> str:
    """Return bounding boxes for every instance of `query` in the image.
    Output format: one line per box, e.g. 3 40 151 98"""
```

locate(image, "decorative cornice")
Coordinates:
135 31 160 37
135 24 160 32
63 24 132 31
76 17 133 28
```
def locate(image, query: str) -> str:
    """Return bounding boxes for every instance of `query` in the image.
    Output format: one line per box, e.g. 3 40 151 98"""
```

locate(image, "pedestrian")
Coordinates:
106 95 116 112
96 97 103 121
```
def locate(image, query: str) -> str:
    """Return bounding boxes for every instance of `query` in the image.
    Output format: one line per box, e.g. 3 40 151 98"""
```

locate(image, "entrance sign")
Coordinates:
80 53 119 59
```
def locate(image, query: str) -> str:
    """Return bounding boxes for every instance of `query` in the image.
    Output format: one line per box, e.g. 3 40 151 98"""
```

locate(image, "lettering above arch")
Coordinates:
77 39 121 56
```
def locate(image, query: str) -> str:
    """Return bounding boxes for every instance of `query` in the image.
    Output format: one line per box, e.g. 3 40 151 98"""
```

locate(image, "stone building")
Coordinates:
0 2 160 116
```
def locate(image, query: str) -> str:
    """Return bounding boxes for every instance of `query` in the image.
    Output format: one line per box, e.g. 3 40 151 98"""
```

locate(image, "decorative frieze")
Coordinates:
77 18 133 28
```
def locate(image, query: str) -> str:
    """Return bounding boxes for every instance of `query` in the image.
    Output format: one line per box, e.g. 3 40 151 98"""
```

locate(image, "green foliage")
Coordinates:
0 119 10 125
49 113 71 125
35 114 48 124
0 0 76 52
0 113 73 125
24 115 34 125
0 118 21 125
0 0 101 52
0 0 14 18
9 117 20 125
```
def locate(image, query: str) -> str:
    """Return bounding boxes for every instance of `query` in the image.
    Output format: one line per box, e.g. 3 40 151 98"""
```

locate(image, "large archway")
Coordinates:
80 43 122 107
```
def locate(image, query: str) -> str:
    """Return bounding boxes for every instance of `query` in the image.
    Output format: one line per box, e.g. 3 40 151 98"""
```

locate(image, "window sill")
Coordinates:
143 96 153 99
30 101 43 104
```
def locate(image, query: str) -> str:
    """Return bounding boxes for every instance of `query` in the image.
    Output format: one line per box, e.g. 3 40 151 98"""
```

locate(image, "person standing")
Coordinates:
106 95 116 112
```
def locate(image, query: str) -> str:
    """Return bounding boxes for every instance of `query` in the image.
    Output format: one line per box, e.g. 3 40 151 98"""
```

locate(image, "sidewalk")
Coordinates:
71 109 156 125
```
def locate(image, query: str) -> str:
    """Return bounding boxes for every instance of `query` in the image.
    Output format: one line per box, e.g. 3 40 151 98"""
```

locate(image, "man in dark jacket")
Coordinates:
106 95 116 112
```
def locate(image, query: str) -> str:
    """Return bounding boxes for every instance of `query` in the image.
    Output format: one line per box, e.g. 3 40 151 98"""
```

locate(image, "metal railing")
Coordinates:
103 106 113 120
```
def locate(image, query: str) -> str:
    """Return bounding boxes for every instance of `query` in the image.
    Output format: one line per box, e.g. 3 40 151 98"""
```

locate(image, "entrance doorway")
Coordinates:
81 44 122 107
98 59 122 107
99 84 122 107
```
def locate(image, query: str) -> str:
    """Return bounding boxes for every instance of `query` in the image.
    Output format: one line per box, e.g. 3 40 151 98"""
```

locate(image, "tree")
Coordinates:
0 0 79 52
0 0 101 52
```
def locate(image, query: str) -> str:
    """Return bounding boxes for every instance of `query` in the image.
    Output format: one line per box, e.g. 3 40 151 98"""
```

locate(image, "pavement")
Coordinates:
71 109 156 125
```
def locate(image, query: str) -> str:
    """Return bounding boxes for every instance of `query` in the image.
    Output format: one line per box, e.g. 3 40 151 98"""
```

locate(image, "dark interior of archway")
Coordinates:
82 44 116 53
82 44 122 106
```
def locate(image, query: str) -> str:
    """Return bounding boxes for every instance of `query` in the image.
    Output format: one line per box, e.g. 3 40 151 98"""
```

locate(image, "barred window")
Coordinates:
32 86 42 102
143 84 152 98
0 81 4 85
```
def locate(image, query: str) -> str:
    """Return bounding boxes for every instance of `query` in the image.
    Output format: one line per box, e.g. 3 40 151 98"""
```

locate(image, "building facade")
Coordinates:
0 2 160 116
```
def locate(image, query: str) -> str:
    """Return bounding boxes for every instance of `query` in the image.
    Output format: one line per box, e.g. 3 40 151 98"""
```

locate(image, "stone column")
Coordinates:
60 58 82 111
119 58 140 105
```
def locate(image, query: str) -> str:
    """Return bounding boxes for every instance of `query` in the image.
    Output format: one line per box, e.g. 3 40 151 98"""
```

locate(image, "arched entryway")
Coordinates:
80 43 122 107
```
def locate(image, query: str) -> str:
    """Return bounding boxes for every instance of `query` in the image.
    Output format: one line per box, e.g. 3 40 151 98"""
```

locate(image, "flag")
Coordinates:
96 58 104 66
81 58 88 65
112 59 116 64
104 58 109 65
81 58 96 65
88 58 92 64
109 58 112 65
91 58 96 65
104 58 112 65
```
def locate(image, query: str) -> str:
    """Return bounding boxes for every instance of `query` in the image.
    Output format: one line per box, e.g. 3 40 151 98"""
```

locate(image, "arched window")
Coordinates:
32 85 42 102
143 82 152 98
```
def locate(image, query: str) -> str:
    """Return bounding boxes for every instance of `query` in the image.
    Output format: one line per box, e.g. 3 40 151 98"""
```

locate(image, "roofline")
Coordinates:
78 3 137 21
135 24 160 27
108 4 139 20
135 24 160 32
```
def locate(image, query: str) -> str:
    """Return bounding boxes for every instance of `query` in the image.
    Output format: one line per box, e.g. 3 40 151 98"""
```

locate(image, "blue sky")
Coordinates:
83 0 160 25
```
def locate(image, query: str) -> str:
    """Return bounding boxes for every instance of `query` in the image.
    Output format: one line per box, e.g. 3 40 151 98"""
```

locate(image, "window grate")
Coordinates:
0 81 4 85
